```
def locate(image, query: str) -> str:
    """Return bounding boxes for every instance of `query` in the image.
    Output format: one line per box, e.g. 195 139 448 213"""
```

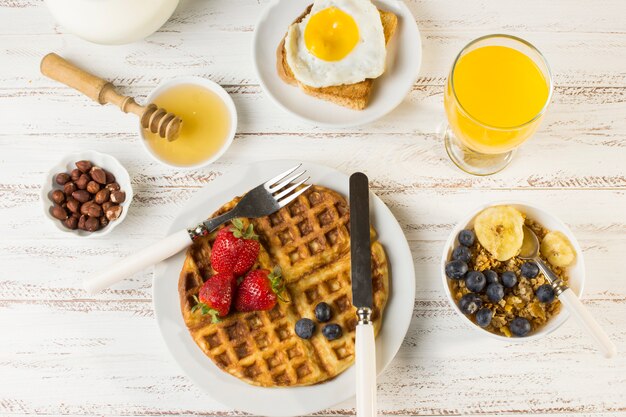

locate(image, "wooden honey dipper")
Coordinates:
40 53 182 141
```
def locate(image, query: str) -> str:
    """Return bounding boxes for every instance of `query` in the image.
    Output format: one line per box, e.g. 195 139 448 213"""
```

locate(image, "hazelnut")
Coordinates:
104 170 116 184
80 201 93 216
90 166 107 185
85 216 100 232
102 201 114 211
66 198 80 213
51 189 65 204
70 168 82 182
105 205 123 221
76 160 92 173
105 182 120 192
75 174 90 190
94 188 110 205
55 173 70 185
86 181 100 194
51 204 68 220
63 216 78 230
99 216 109 228
78 215 88 230
72 190 91 203
110 191 126 204
87 203 102 218
63 182 77 196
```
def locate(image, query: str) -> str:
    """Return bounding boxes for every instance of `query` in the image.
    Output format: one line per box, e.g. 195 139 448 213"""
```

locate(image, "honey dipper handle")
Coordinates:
40 53 112 104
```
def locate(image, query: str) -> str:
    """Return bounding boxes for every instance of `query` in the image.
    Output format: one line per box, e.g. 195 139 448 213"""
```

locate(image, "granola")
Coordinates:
448 217 570 337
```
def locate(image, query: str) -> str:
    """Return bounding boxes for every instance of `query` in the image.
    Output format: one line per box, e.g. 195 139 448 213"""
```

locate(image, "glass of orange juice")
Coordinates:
443 34 553 175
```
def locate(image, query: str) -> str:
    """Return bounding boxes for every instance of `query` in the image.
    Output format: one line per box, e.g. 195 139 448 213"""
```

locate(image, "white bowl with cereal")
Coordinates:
440 201 586 342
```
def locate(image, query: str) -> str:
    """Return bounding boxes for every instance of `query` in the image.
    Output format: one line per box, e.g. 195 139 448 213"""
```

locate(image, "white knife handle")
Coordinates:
558 288 617 358
356 322 376 417
83 229 191 294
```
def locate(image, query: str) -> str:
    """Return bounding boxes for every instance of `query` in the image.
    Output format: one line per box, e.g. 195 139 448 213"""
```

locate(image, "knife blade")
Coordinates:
350 172 373 310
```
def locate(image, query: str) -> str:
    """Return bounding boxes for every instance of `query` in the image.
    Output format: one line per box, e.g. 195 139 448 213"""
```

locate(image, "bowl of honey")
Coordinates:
139 76 237 169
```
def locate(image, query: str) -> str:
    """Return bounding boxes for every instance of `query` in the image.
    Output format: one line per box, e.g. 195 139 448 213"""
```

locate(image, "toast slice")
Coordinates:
277 5 398 110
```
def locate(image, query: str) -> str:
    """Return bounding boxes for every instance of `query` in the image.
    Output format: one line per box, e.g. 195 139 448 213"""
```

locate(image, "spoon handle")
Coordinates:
534 258 616 358
558 288 616 358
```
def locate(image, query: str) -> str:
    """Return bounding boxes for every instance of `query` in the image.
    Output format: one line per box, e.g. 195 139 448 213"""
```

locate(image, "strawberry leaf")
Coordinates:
230 218 258 240
268 266 289 303
191 295 222 323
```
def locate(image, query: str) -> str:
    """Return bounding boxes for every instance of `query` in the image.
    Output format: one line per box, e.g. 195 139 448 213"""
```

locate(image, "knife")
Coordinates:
349 172 376 417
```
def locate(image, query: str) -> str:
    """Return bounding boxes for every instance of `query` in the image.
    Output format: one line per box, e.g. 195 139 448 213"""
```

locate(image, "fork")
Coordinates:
83 165 311 294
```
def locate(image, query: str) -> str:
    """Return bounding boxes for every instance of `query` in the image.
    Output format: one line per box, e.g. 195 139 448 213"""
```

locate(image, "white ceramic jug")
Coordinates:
44 0 180 45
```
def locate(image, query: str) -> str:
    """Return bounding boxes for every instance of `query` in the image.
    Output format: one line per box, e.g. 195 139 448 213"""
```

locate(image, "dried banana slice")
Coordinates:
540 231 576 267
474 205 525 261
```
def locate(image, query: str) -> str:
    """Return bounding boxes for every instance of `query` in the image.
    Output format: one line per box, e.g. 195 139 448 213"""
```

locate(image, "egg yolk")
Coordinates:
304 7 359 61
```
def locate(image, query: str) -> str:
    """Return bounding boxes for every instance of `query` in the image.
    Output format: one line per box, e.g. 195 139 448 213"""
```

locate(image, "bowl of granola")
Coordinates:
441 202 585 341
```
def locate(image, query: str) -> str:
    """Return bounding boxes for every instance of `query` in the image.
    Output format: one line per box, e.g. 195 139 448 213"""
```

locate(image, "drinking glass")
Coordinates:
443 34 553 175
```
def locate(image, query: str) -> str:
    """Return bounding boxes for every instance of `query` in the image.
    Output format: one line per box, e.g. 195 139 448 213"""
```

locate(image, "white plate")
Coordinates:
252 0 422 127
153 160 415 416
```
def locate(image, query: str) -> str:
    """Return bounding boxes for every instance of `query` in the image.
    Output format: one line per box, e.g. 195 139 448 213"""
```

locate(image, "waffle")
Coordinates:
179 185 389 387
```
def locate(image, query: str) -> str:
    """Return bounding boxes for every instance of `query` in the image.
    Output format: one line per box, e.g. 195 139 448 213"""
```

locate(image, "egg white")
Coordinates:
284 0 386 88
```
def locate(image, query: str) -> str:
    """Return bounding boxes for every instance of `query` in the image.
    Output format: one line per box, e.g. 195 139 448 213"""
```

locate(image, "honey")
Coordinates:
143 83 232 166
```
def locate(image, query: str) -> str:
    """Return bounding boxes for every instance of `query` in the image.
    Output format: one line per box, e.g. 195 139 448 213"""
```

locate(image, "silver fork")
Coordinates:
83 165 311 294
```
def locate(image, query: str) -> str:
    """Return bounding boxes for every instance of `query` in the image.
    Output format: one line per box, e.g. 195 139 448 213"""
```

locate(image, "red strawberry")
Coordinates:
211 218 260 276
235 267 287 312
192 272 236 322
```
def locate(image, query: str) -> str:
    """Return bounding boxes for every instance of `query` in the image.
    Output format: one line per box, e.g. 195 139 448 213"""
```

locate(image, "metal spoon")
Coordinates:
519 226 616 358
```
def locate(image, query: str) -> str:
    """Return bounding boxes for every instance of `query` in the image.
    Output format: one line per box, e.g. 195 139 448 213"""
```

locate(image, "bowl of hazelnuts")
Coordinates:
41 151 133 236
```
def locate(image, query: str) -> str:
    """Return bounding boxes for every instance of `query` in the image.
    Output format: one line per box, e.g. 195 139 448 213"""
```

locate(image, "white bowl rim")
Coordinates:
137 76 238 170
40 150 133 238
440 200 586 342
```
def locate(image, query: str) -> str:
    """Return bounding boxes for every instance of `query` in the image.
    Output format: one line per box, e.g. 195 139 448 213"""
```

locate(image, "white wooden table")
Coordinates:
1 0 625 416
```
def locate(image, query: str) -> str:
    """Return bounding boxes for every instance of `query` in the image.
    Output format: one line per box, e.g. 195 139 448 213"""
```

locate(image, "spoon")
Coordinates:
519 226 616 358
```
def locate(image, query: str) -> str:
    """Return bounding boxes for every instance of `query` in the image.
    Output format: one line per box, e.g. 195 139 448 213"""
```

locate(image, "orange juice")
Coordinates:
444 45 550 154
144 84 232 166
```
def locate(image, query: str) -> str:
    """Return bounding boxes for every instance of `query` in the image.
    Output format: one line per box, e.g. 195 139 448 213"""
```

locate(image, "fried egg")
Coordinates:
284 0 386 88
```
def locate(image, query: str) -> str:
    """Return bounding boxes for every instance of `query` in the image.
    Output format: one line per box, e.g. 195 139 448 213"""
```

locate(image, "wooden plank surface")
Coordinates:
0 0 625 415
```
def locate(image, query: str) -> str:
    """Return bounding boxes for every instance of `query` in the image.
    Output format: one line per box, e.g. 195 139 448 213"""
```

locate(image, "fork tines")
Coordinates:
265 164 311 207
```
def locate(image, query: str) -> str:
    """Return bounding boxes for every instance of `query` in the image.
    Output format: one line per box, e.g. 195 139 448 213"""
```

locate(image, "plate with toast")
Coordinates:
253 0 421 127
153 161 415 416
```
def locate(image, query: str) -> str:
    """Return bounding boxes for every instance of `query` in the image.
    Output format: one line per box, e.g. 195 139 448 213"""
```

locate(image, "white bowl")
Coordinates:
41 150 133 237
440 201 586 342
44 0 179 45
138 76 238 170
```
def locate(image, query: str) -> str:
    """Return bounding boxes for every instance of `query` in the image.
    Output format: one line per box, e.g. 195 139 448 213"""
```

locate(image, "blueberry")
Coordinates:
535 284 555 303
445 260 468 280
501 271 518 288
475 308 492 327
484 269 499 284
521 262 540 278
510 317 531 337
322 323 343 341
458 293 482 315
314 302 332 322
486 283 505 303
452 245 472 263
465 271 486 293
458 229 475 247
295 318 315 339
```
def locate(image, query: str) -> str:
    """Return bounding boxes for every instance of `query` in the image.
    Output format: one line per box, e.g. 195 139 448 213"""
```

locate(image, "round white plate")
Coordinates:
252 0 422 127
153 160 415 416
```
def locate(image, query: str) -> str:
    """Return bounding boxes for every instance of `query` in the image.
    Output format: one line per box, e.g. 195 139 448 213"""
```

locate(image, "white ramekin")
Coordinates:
41 150 133 237
138 76 237 170
440 201 586 342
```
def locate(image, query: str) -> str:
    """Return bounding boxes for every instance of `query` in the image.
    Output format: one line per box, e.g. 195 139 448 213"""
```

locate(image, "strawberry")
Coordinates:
191 272 236 322
235 267 287 312
211 218 260 276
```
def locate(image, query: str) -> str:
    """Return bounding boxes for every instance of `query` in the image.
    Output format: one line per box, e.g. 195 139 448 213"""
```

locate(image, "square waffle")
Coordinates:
179 185 389 387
